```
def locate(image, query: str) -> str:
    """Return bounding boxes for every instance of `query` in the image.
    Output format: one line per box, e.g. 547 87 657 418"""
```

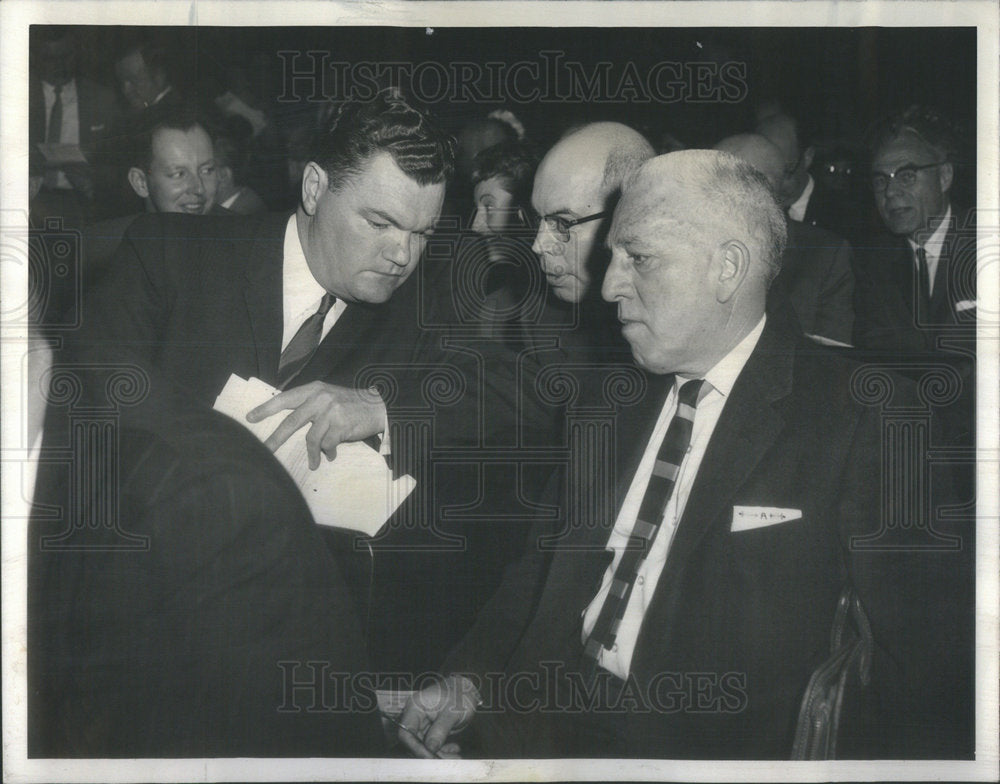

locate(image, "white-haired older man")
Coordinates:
399 150 971 761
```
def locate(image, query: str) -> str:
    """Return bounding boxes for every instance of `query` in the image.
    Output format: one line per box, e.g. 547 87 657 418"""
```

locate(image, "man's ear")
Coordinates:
802 145 816 172
715 239 750 303
127 167 149 199
300 162 329 216
939 161 954 194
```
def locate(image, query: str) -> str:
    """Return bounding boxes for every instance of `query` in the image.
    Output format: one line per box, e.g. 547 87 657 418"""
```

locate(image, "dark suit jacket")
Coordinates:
446 320 973 759
852 208 977 354
770 220 855 344
68 212 556 675
29 76 120 163
28 384 384 757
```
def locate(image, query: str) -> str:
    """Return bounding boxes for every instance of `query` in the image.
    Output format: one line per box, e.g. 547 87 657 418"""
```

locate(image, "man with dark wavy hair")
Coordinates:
71 89 454 460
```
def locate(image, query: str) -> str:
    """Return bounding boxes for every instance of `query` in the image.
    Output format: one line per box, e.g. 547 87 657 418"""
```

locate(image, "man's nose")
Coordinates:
471 208 489 235
884 174 906 198
188 173 205 195
384 233 411 267
601 255 628 302
532 222 563 258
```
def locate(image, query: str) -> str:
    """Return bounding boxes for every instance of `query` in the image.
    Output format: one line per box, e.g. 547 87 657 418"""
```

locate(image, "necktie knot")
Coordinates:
317 292 335 317
276 293 337 389
677 378 705 408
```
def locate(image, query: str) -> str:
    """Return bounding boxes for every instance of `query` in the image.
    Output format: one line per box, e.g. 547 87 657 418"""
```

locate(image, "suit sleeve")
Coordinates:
71 214 172 375
813 238 856 345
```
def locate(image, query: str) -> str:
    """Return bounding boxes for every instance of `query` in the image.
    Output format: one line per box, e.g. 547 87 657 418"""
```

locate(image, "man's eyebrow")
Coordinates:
366 208 403 228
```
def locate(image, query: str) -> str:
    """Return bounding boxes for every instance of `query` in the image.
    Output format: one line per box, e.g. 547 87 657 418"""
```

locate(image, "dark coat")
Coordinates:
852 207 977 353
446 320 973 759
65 211 555 675
28 386 384 757
771 219 855 345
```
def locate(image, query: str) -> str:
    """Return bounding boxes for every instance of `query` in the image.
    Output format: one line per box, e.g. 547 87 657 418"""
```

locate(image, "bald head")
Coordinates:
714 133 786 194
756 112 814 205
539 122 655 204
531 122 654 303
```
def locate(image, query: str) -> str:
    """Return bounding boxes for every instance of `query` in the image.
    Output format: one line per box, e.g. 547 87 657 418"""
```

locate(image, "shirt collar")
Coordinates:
682 315 766 400
43 78 76 98
282 214 328 319
787 174 814 222
908 204 952 262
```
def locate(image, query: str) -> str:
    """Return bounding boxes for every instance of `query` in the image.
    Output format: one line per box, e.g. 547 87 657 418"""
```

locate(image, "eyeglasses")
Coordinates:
541 211 609 242
870 162 942 193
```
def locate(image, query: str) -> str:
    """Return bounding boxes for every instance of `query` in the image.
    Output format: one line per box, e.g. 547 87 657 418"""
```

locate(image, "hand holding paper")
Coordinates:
214 375 414 536
246 380 386 469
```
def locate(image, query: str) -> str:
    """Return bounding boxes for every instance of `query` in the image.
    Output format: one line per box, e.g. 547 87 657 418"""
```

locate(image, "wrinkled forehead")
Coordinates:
610 178 702 247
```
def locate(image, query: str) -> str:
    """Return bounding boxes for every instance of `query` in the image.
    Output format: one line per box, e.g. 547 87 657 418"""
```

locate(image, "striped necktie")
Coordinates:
582 377 706 680
276 293 335 390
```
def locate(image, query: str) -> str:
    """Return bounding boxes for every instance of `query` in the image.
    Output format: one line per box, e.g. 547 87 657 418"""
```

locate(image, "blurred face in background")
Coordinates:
471 177 521 236
35 36 77 86
115 49 168 110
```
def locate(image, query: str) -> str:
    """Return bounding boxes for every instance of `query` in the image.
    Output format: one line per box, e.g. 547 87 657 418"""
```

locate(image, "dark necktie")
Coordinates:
582 378 706 680
46 84 63 143
277 293 335 390
915 245 931 311
43 85 64 189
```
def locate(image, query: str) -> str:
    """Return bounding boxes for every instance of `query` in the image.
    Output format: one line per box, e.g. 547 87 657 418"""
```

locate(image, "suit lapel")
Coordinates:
631 324 795 668
241 213 290 384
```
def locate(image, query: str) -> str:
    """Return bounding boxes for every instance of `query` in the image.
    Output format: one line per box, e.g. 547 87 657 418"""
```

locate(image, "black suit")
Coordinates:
68 212 554 675
28 383 384 757
770 220 855 344
29 76 122 226
445 320 973 759
852 208 977 354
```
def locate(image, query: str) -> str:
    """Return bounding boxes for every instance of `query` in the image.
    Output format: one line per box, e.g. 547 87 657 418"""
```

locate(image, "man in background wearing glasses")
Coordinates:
852 104 976 504
852 105 976 352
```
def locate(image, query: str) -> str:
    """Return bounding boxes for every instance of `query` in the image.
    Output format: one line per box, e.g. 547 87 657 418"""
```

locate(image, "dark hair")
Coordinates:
124 103 210 170
470 140 539 213
116 36 170 79
866 104 959 163
311 90 455 191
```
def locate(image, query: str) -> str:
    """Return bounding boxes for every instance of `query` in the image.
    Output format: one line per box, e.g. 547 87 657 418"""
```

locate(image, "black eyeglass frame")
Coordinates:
869 162 943 193
540 210 609 241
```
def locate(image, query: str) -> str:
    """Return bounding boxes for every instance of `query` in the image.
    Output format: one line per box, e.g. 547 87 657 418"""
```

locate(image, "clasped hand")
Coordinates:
397 675 481 759
246 381 385 469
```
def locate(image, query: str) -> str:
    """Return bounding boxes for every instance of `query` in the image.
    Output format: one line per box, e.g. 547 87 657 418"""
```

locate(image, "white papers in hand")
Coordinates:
213 374 415 537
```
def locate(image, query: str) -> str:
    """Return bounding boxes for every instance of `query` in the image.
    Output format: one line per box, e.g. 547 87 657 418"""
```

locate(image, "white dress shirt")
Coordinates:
281 214 345 350
280 215 389 451
786 174 814 223
908 204 952 298
42 79 79 189
582 316 767 679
